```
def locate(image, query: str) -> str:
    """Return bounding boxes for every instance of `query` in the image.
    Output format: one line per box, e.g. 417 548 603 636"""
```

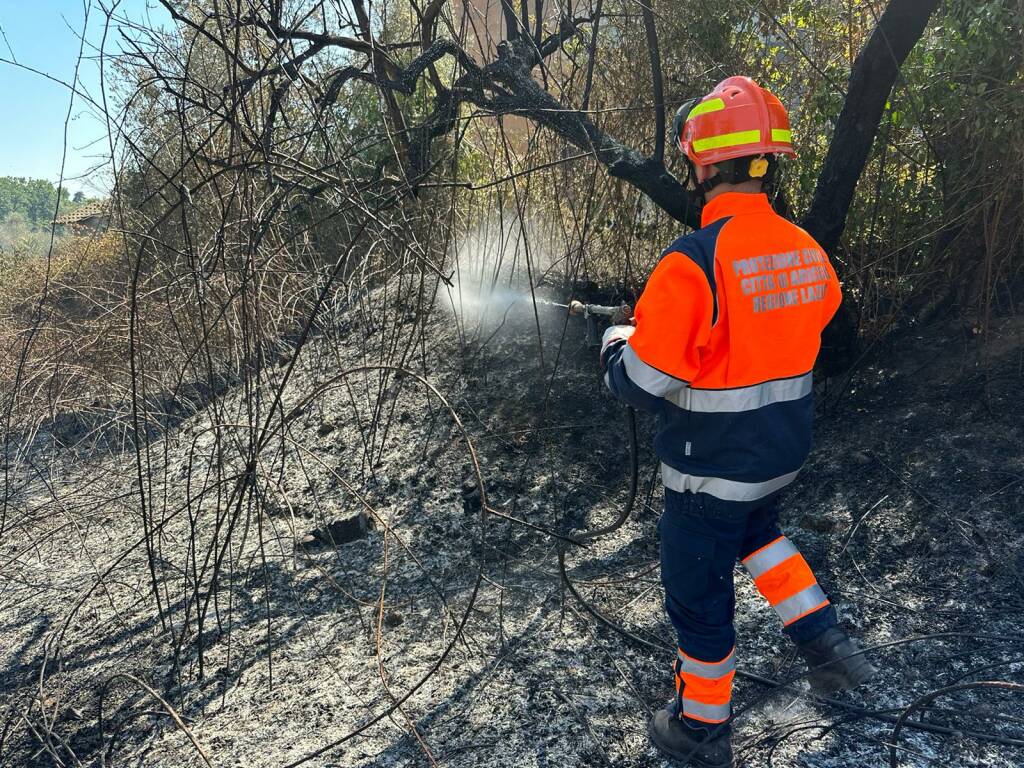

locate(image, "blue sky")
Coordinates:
0 1 170 196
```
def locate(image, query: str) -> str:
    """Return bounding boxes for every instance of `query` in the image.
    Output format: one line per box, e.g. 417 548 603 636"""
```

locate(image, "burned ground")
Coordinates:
1 286 1023 768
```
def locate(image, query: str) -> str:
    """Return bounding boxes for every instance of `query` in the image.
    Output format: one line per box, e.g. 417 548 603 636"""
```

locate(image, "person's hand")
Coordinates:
602 324 635 349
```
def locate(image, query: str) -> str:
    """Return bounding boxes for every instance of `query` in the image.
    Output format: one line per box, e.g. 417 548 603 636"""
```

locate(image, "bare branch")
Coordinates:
639 0 665 163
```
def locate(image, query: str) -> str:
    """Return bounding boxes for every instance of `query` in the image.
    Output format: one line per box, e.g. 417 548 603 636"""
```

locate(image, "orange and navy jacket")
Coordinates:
601 192 842 504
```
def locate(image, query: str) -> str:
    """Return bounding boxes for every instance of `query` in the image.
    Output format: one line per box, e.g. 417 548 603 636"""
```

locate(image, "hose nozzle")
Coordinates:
568 300 632 324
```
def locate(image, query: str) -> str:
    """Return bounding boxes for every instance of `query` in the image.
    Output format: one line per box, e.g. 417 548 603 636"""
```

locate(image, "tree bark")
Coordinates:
639 0 666 163
799 0 941 371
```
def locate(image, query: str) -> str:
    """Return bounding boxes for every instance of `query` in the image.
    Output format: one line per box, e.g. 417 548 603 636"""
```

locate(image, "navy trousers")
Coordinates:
659 488 838 726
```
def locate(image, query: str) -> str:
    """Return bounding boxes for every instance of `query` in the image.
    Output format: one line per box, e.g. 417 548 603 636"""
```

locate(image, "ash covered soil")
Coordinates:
2 282 1024 768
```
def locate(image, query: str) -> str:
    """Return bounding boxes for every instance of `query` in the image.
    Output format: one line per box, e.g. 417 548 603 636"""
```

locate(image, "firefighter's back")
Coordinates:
695 193 841 390
619 191 842 502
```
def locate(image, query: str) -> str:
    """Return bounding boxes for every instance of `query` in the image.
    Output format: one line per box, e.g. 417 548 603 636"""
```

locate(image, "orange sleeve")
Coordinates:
628 251 715 382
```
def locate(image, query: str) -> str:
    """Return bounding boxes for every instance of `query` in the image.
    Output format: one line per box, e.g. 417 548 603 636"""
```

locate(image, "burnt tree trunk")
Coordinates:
800 0 942 370
802 0 942 254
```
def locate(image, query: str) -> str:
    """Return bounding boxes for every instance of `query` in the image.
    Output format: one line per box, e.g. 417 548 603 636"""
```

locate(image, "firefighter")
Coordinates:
600 76 875 767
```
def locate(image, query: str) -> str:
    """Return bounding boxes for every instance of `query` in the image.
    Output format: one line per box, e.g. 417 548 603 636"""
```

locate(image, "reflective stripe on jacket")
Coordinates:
602 192 842 502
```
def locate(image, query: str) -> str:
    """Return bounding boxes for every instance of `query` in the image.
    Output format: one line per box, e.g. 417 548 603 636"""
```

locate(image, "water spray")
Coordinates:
455 289 632 347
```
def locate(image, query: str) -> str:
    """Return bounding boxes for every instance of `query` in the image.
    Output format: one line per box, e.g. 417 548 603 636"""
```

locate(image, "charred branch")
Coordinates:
239 5 692 222
639 0 665 163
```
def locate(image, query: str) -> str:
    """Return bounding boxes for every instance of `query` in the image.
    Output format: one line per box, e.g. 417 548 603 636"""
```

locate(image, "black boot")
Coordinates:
796 627 876 694
647 706 733 767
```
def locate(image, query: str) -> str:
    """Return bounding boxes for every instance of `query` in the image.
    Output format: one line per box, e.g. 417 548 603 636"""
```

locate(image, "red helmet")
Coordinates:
674 76 795 167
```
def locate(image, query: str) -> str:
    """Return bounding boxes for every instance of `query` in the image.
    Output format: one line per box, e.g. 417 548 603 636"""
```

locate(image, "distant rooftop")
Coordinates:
54 201 109 225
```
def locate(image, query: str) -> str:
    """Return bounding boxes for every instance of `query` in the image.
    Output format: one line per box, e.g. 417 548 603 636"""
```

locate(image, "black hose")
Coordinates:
584 405 639 540
557 405 642 624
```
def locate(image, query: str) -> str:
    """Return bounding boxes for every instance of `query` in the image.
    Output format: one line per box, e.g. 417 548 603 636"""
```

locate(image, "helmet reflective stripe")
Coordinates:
692 129 762 153
771 128 792 143
686 97 725 121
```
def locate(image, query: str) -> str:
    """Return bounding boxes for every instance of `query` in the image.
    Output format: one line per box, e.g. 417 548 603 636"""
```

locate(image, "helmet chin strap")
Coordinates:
686 156 775 205
684 159 724 205
696 174 725 196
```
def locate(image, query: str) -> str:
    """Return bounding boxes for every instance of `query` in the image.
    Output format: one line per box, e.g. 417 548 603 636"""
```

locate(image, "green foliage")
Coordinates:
0 177 70 226
114 0 1024 360
500 0 1024 332
0 177 102 236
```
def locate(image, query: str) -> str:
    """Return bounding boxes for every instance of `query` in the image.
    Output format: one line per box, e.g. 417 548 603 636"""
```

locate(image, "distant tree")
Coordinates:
72 191 86 204
0 177 71 226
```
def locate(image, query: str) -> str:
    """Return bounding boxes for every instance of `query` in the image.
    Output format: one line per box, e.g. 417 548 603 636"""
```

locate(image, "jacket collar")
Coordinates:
700 192 773 227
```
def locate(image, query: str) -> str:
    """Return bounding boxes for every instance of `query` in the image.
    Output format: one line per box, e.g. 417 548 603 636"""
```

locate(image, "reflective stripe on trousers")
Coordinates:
675 647 736 724
661 463 801 503
742 535 830 625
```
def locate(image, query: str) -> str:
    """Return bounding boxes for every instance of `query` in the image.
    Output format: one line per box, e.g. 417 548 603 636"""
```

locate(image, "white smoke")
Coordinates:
442 213 563 330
